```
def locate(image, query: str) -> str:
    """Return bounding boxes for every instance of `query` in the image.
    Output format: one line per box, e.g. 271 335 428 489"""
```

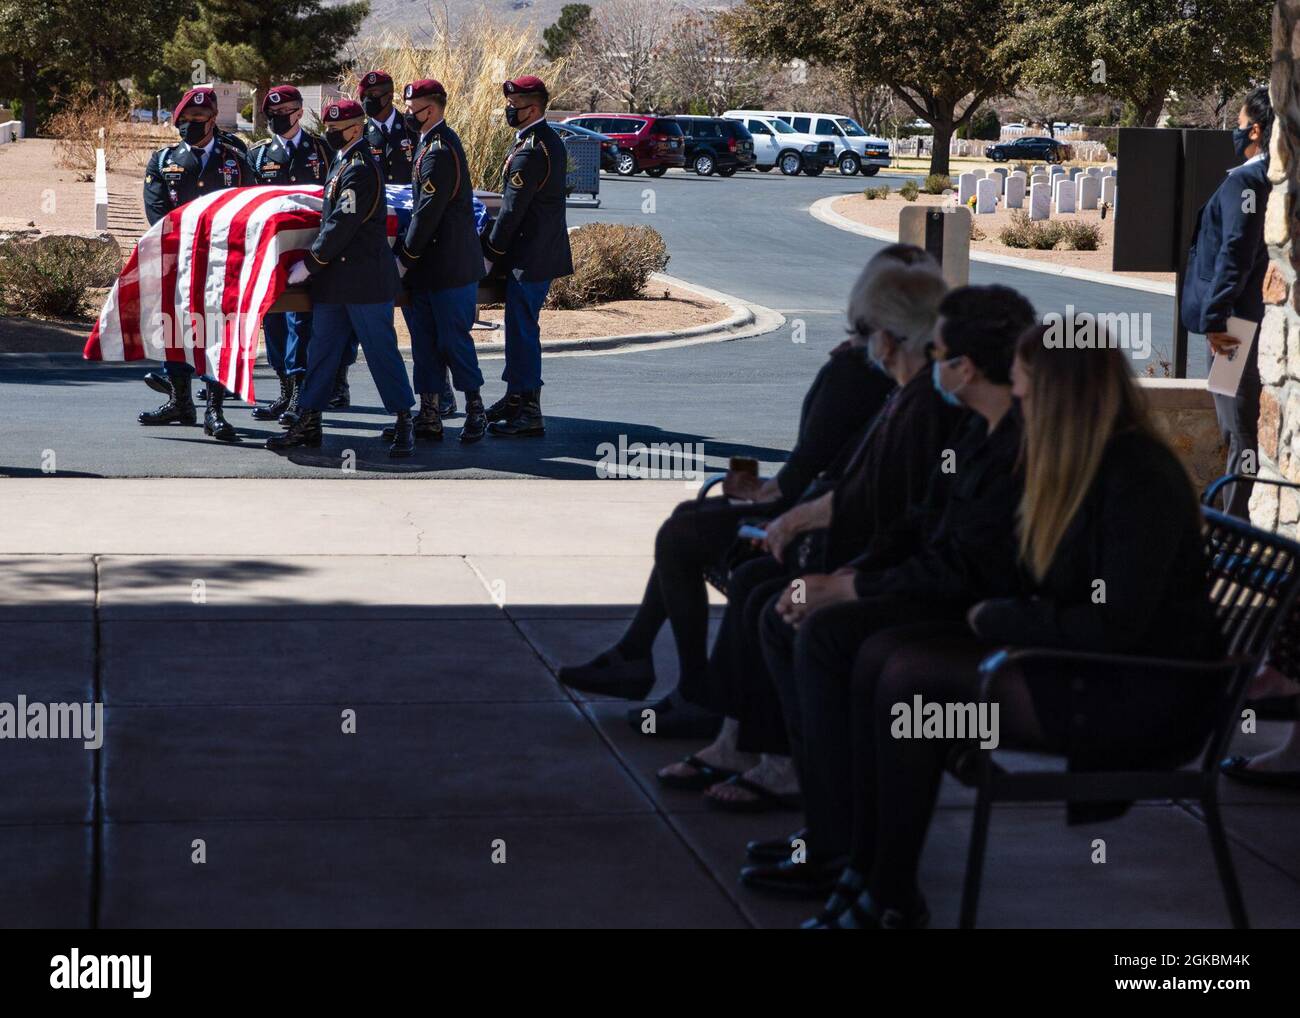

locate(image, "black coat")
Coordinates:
394 120 485 293
482 120 574 282
247 130 331 185
303 139 398 305
365 113 413 185
143 139 253 226
972 429 1224 773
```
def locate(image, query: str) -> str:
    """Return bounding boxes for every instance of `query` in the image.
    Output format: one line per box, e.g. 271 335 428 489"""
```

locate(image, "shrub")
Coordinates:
997 210 1103 252
899 180 920 201
0 235 122 318
546 223 669 310
922 173 950 194
1057 220 1102 251
45 84 133 178
862 185 890 200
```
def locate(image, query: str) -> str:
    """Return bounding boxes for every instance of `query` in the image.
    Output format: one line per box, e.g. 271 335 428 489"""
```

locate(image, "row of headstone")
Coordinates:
956 164 1117 215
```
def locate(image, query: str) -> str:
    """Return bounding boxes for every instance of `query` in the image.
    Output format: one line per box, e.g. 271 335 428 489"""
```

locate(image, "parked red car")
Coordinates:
561 114 686 176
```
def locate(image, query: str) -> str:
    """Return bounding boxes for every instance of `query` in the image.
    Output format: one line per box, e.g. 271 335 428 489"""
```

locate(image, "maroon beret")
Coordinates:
261 84 303 114
173 87 217 123
503 76 548 100
322 98 366 125
357 70 394 94
403 79 447 102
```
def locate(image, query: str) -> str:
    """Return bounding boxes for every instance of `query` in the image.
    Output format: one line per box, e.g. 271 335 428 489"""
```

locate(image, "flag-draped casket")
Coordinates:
83 185 489 401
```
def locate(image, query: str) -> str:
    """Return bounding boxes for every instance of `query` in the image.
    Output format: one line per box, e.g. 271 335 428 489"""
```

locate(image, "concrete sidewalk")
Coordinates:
2 478 1299 928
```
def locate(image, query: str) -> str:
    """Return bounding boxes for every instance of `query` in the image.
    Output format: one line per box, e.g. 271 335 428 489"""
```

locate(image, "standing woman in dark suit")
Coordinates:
1181 86 1274 518
806 325 1224 929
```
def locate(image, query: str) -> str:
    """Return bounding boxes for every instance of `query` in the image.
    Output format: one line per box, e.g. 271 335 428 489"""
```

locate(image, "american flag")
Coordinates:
83 185 489 402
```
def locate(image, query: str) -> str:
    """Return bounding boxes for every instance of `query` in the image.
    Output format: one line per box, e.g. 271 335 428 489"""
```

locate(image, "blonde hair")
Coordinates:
1015 322 1168 582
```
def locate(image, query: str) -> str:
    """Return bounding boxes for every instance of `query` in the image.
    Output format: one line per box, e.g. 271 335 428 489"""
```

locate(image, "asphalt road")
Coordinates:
0 168 1192 479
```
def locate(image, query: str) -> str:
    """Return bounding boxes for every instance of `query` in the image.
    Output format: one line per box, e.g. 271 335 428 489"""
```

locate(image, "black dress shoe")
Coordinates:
625 688 721 738
806 890 930 930
488 390 544 437
252 373 292 421
1220 755 1300 789
388 410 415 458
747 828 810 864
739 858 844 899
460 396 487 443
143 371 171 396
558 648 655 699
266 409 321 449
203 385 238 442
799 868 866 929
138 375 196 426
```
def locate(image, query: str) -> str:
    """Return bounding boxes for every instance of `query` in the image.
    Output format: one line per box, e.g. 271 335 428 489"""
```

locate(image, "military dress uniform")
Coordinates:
481 76 574 437
247 85 334 424
268 99 415 457
390 79 487 443
139 87 253 434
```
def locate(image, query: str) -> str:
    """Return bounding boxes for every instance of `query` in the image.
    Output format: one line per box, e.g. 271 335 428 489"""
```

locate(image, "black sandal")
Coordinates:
703 775 802 814
657 754 740 791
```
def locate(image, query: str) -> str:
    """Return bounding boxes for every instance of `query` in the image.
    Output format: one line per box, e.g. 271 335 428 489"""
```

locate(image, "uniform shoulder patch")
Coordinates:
509 170 525 188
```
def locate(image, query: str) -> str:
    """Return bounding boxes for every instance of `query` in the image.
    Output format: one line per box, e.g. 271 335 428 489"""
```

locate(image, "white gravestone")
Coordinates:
1053 177 1077 214
958 171 979 205
1101 175 1116 206
1031 173 1049 189
1078 173 1101 210
1086 166 1102 177
975 177 997 213
1004 173 1025 209
1030 181 1051 220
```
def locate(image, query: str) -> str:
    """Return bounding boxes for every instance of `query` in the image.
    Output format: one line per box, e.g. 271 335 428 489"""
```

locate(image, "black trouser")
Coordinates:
847 624 1051 910
619 496 782 692
759 595 964 862
687 555 790 751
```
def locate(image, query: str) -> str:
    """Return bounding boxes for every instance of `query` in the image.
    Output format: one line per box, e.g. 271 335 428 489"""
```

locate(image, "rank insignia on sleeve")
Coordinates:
422 179 437 195
510 171 524 188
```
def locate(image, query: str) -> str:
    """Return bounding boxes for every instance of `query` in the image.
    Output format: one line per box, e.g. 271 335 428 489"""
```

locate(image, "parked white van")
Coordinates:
721 112 838 176
725 109 890 175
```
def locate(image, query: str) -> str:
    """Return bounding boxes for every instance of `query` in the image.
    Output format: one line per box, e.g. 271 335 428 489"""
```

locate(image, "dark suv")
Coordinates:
985 135 1072 163
673 116 756 176
561 114 686 175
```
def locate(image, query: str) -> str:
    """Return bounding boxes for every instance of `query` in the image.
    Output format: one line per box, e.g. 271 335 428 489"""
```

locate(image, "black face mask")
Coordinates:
363 96 386 118
325 129 348 151
269 112 296 136
505 104 522 128
178 120 209 145
403 111 424 135
1232 125 1254 161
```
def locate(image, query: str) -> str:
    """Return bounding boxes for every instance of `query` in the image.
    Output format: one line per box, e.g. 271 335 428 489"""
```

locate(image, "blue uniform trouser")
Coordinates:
262 311 313 377
342 325 452 398
161 360 217 385
502 276 550 393
299 302 414 414
401 281 484 395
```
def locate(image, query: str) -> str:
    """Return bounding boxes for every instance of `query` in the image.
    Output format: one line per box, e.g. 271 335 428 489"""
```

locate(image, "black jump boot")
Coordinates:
438 369 458 417
460 394 487 444
143 371 171 396
251 374 292 421
265 409 322 450
485 392 520 423
388 410 415 458
138 374 196 426
488 390 544 438
328 364 351 408
278 375 303 427
204 384 238 442
383 394 442 441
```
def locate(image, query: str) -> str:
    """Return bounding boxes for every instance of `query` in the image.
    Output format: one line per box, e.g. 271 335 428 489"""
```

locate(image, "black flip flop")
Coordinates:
704 774 803 814
657 754 740 791
1220 755 1300 790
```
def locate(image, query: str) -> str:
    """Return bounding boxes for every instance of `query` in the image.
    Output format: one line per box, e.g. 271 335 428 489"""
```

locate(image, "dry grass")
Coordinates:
0 235 122 318
45 86 135 178
343 9 571 191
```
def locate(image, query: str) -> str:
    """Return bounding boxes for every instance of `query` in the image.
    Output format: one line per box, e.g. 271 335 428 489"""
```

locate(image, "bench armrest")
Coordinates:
977 647 1242 698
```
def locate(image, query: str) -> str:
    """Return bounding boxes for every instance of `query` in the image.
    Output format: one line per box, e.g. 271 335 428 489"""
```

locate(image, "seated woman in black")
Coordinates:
808 322 1224 929
554 245 932 740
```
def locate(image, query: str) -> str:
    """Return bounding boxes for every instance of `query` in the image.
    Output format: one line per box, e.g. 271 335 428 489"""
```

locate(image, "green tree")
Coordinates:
1008 0 1270 128
542 3 591 61
727 0 1027 175
166 0 368 132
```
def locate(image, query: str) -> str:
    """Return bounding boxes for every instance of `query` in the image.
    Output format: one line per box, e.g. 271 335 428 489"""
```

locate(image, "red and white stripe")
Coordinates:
85 185 399 402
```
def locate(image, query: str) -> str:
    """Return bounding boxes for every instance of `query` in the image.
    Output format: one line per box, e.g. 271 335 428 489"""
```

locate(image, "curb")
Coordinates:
809 195 1176 297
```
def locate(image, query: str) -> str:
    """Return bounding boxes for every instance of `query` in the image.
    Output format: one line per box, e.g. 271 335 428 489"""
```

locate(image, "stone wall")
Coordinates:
1251 2 1300 534
1140 379 1225 496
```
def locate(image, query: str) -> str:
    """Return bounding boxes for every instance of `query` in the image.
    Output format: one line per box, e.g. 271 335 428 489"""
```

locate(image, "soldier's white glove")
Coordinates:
287 261 310 285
